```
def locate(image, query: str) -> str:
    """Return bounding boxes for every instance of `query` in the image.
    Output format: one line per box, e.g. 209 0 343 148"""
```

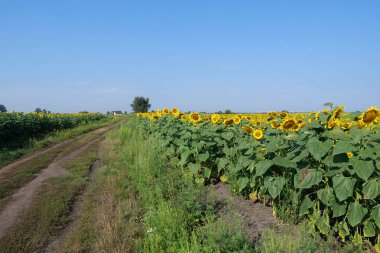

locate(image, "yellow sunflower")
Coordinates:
242 125 253 134
252 129 264 140
359 106 380 126
280 118 299 131
211 114 220 124
347 152 353 159
223 118 234 126
233 115 241 124
328 119 341 129
189 112 201 124
181 114 187 120
270 120 280 129
172 108 180 118
163 108 170 114
220 175 228 183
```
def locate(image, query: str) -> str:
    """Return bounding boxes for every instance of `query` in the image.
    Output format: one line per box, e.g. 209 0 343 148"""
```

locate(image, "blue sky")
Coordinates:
0 1 379 113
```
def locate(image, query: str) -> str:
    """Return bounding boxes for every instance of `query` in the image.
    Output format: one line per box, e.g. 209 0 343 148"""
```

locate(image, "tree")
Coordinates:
131 96 151 113
0 104 7 112
35 108 42 113
225 109 232 114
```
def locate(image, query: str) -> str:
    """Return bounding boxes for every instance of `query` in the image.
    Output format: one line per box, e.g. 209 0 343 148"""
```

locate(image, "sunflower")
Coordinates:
328 119 341 129
242 125 253 134
249 192 259 201
172 108 180 118
181 114 187 120
279 112 288 118
189 112 201 124
233 115 241 124
322 109 330 115
223 118 234 126
280 118 299 131
270 120 280 129
162 108 170 115
211 114 220 124
220 175 228 183
245 116 252 121
252 129 264 140
347 152 353 159
359 106 380 126
342 122 351 130
156 109 162 116
331 106 345 119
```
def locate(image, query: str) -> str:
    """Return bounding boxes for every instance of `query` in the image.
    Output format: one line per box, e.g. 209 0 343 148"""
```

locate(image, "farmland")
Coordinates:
134 105 380 250
0 106 379 252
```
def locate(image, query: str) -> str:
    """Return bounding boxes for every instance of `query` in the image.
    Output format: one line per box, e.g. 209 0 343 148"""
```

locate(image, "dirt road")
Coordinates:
0 122 120 239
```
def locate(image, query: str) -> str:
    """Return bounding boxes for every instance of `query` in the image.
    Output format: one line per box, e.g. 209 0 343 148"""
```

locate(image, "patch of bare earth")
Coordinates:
208 182 297 243
42 160 103 253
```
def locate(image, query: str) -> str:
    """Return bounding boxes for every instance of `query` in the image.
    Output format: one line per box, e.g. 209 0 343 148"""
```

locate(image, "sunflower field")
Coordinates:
134 105 380 247
0 112 107 146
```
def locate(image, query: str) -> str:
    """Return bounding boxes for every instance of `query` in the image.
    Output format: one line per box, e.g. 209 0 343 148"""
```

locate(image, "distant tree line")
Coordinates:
0 104 6 112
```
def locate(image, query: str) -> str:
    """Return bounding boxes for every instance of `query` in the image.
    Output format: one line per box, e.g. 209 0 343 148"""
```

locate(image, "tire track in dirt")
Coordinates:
42 160 102 253
0 138 101 238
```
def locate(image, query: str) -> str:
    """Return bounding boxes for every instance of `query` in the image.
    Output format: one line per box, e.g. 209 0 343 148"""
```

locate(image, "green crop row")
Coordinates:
134 107 380 248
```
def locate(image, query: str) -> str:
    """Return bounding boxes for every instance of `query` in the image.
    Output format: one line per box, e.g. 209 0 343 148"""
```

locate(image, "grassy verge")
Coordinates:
0 116 117 167
60 120 254 252
0 141 99 253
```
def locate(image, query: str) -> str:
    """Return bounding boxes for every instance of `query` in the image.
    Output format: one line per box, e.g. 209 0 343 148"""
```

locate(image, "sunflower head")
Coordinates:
172 108 180 117
270 120 279 129
328 119 341 129
156 109 162 116
211 114 220 124
220 175 228 183
242 125 253 134
342 122 351 130
181 114 187 120
252 129 264 140
163 108 170 114
223 118 234 126
347 152 353 159
189 112 201 124
322 109 330 115
279 112 288 118
359 106 380 126
233 115 241 124
280 118 299 131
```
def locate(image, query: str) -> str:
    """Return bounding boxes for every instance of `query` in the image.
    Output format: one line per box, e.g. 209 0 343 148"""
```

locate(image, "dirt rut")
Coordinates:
42 160 103 253
0 138 101 238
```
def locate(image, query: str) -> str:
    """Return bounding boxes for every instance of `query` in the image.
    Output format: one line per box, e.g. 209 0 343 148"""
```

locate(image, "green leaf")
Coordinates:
188 163 200 175
255 160 273 177
350 158 374 181
315 210 330 235
204 167 211 179
221 132 234 141
238 177 249 192
299 195 313 216
331 200 347 218
217 158 228 172
332 140 354 156
326 127 348 140
272 157 297 168
198 152 209 163
332 174 356 201
294 170 323 189
363 220 376 237
347 202 368 227
371 204 380 228
317 187 334 206
362 180 380 200
267 177 286 199
306 138 333 160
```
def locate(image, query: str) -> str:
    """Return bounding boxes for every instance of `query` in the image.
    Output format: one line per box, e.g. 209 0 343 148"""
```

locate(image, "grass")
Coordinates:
0 140 99 253
0 116 117 167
